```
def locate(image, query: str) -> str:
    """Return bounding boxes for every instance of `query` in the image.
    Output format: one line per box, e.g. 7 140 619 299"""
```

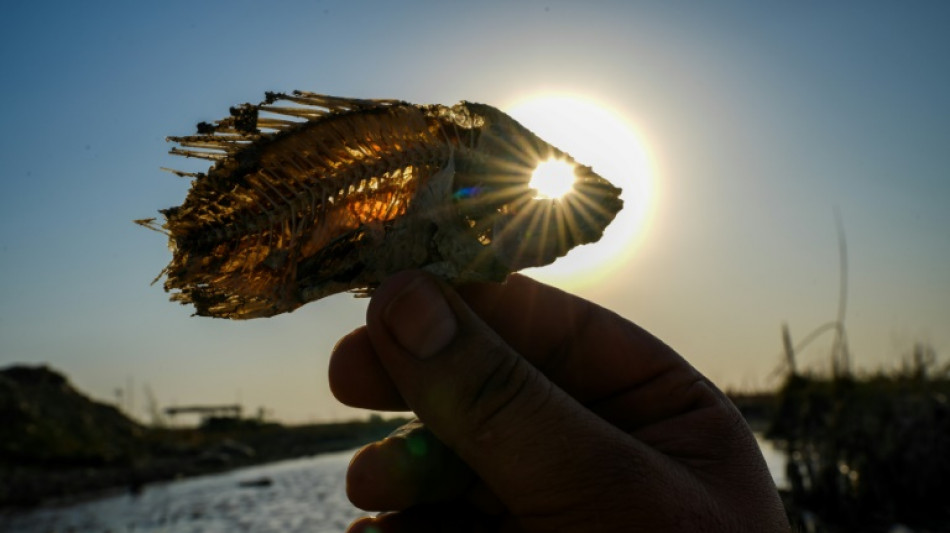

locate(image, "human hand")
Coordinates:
329 270 789 532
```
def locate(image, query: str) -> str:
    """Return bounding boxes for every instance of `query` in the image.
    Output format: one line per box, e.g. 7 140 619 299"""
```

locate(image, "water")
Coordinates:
0 450 369 533
1 436 788 533
757 433 789 490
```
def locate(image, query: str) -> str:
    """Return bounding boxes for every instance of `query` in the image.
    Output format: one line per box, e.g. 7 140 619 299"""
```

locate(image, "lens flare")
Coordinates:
529 159 576 199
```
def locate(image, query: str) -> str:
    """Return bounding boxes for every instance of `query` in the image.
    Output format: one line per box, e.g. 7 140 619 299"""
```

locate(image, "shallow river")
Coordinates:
1 436 786 533
0 450 368 533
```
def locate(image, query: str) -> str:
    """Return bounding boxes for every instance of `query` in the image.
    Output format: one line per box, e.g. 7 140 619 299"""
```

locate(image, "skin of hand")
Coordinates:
329 270 790 532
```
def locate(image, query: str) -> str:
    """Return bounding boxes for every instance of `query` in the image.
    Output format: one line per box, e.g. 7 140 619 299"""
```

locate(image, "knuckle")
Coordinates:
455 341 546 445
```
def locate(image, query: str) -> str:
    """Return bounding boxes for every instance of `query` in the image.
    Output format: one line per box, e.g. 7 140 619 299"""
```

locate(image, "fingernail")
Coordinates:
383 274 457 359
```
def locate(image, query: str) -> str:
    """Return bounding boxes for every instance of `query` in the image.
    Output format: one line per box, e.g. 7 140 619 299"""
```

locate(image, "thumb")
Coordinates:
364 270 642 518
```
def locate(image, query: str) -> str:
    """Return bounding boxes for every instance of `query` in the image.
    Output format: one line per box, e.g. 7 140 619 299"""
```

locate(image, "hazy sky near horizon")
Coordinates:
1 1 948 423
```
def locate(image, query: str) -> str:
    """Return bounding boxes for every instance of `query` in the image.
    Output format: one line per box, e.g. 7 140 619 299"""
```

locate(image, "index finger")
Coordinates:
329 273 707 426
456 274 690 403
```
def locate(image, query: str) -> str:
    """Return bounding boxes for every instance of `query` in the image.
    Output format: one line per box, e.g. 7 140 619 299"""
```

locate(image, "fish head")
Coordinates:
448 102 624 271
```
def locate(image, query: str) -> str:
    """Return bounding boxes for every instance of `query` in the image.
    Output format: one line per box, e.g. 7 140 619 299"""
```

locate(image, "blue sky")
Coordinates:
1 1 948 423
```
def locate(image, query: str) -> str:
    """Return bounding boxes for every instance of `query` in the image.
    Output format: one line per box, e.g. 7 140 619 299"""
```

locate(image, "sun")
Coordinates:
529 159 576 199
507 94 655 290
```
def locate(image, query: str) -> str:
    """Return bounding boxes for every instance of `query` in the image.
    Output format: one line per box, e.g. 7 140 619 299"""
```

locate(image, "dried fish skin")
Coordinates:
143 91 623 319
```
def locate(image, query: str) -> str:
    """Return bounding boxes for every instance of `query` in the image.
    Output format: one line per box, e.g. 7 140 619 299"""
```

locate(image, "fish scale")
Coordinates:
138 91 623 319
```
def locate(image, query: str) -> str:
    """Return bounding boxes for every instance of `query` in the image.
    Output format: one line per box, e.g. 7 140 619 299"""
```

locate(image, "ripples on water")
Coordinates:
0 436 788 533
0 450 369 533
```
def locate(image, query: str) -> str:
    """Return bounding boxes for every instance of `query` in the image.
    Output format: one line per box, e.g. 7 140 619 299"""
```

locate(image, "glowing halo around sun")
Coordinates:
507 94 655 290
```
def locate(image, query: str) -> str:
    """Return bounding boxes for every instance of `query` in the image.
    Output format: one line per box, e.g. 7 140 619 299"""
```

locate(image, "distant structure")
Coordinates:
164 404 242 425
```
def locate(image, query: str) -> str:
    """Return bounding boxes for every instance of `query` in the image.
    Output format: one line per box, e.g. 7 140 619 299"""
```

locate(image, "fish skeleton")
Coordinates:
138 91 623 319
